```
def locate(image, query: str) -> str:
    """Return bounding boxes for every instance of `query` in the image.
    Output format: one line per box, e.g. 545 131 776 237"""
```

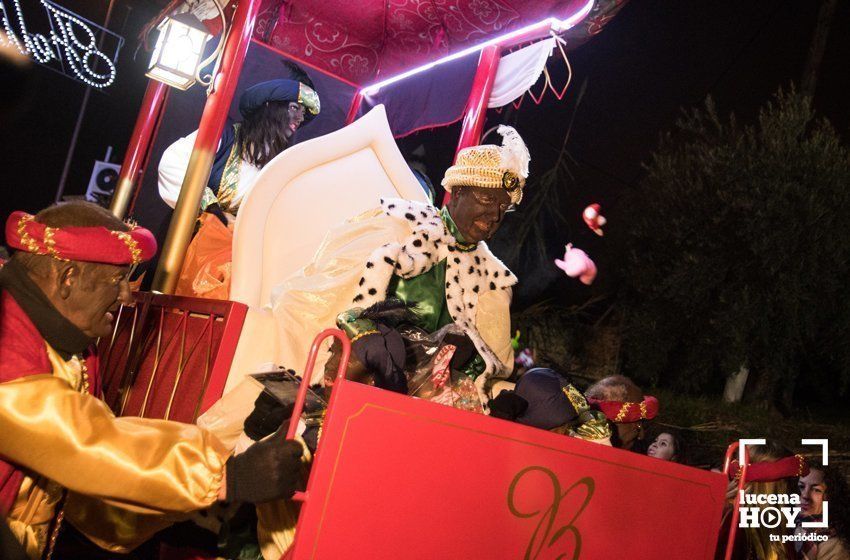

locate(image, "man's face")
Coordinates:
283 102 306 140
60 262 132 338
615 421 643 450
447 185 513 243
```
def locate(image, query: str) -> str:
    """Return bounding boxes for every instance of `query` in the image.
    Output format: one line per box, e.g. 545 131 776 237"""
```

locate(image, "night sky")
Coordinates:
2 0 848 259
1 0 158 231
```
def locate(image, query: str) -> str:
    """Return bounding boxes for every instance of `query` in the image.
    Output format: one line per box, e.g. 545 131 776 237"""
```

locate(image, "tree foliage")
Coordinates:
615 88 850 404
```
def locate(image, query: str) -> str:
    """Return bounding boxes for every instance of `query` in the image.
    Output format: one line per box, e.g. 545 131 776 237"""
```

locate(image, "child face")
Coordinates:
647 432 677 461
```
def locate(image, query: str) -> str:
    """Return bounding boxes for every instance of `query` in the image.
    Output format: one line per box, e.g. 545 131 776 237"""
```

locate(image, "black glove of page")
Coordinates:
205 203 229 226
225 428 304 503
488 390 529 421
244 391 294 441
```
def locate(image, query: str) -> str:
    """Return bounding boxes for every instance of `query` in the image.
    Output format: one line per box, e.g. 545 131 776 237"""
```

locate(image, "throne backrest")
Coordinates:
231 105 429 309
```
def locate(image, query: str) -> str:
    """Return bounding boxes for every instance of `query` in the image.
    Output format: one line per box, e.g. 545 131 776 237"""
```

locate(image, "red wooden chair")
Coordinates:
98 292 246 422
97 292 247 560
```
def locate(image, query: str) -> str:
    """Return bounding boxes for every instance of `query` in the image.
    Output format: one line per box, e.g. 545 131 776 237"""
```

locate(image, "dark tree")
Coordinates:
614 88 850 408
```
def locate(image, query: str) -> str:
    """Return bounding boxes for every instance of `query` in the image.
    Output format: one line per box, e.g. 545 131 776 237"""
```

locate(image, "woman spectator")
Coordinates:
795 464 850 559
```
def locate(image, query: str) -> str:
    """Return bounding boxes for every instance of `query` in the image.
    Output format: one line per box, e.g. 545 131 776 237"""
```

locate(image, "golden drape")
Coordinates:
0 344 230 556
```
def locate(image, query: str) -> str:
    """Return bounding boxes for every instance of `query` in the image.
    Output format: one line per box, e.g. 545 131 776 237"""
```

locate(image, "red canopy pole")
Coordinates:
109 80 169 219
152 0 264 294
442 44 501 206
345 90 363 125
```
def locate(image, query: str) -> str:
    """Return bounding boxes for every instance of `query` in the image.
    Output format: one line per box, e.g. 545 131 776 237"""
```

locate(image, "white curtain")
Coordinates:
488 37 555 108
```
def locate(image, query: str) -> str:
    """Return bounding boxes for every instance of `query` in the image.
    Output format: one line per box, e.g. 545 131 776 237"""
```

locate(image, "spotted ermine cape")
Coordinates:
269 198 515 393
351 198 516 384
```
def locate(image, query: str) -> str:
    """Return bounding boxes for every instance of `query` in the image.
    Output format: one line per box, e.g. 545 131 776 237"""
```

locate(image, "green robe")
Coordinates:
385 208 484 376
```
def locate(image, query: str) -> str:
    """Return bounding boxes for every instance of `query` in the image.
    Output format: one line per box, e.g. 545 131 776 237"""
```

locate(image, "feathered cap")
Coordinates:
441 125 530 205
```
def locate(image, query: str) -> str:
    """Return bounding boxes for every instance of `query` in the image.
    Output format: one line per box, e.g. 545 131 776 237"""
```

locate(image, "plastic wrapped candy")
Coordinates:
582 203 606 236
401 323 484 414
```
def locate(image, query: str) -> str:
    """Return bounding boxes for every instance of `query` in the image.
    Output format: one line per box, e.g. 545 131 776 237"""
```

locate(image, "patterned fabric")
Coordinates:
586 394 659 423
5 212 156 266
242 0 631 84
727 454 809 483
237 79 321 117
215 124 244 213
442 125 529 205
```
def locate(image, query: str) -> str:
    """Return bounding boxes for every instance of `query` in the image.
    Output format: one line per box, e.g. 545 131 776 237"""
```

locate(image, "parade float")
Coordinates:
97 0 739 557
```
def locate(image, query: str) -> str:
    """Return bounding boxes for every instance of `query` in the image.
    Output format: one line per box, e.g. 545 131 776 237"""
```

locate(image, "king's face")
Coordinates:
449 185 512 243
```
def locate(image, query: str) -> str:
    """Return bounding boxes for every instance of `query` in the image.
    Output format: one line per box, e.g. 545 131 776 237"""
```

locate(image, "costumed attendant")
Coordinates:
271 126 530 402
488 368 613 445
584 375 658 451
158 65 320 299
0 202 305 559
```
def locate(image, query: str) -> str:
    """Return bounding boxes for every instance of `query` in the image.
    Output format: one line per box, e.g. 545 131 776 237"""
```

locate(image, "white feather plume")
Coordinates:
497 125 530 179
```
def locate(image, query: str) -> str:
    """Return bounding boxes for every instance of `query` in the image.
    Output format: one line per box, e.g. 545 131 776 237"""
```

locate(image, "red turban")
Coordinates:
6 211 157 265
728 454 809 482
587 395 659 423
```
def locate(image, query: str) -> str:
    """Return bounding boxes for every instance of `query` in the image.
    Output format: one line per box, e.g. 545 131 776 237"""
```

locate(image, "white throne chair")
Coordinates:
224 105 429 393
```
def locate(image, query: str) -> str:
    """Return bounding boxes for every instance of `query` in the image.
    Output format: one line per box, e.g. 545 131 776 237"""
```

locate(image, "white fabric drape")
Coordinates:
488 37 555 108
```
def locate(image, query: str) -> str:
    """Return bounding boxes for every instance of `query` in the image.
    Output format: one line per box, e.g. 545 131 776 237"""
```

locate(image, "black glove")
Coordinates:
351 324 408 393
205 203 228 226
244 391 294 441
488 390 529 421
225 429 305 503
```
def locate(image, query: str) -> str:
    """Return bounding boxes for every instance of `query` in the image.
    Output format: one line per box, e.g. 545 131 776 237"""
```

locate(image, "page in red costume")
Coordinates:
0 290 52 515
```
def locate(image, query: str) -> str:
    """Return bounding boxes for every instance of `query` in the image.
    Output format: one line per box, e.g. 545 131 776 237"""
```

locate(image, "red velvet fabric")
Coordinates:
238 0 630 84
587 395 660 422
99 302 231 424
728 455 810 483
0 291 100 515
5 211 157 266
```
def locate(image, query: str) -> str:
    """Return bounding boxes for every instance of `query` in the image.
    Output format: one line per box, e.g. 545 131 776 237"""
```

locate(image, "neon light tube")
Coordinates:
361 0 595 95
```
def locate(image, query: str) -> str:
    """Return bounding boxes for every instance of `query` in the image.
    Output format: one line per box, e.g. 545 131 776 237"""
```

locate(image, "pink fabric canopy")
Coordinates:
243 0 628 85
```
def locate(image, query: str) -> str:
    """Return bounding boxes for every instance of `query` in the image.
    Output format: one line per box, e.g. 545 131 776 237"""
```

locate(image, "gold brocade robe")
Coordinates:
0 343 229 559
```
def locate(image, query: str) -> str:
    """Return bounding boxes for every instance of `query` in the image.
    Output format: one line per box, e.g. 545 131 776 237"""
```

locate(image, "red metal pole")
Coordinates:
287 328 349 504
152 0 264 294
109 80 169 219
128 88 170 215
722 442 748 560
344 90 363 125
442 44 502 206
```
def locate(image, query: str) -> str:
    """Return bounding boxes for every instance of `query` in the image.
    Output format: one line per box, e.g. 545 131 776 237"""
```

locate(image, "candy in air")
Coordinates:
554 244 597 285
583 203 606 236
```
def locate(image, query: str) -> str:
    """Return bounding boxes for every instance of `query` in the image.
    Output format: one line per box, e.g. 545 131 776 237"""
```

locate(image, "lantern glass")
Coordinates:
146 13 211 90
